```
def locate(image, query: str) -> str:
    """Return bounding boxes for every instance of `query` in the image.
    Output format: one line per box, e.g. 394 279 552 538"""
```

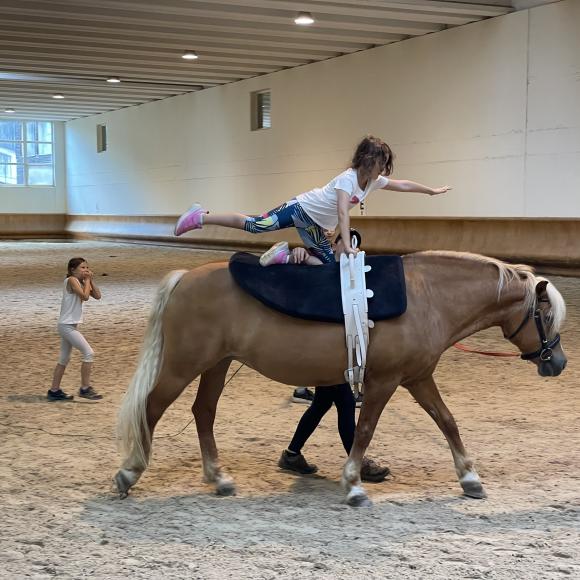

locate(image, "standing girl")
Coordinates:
48 257 103 401
174 135 451 263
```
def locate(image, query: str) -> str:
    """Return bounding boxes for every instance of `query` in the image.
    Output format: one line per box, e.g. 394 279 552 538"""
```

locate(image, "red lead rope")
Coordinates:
453 342 520 357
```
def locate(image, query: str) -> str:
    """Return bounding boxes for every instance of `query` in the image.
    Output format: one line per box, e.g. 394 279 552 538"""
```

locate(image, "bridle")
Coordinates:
505 299 561 362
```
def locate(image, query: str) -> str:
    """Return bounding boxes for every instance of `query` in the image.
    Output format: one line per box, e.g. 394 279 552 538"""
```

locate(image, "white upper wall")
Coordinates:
65 0 579 219
526 0 580 217
1 122 66 213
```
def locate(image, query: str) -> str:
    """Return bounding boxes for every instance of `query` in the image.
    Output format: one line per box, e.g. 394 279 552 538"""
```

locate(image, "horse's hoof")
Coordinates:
113 470 134 499
461 481 487 499
215 480 236 497
346 486 372 507
347 494 373 507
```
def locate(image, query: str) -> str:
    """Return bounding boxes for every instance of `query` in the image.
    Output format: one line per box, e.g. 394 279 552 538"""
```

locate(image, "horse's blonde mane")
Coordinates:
416 250 566 336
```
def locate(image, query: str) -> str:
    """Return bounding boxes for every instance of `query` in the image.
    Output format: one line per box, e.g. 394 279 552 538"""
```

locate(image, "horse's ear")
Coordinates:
535 280 549 296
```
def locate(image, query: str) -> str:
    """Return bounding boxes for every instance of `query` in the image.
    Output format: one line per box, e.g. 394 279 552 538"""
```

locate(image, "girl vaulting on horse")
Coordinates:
115 135 568 506
173 136 452 263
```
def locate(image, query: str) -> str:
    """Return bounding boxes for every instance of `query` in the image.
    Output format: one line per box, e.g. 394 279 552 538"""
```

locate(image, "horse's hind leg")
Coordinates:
192 358 236 496
405 375 486 499
115 366 197 498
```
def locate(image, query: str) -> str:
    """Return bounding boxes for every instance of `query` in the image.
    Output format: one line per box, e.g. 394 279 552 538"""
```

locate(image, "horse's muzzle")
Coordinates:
537 355 567 377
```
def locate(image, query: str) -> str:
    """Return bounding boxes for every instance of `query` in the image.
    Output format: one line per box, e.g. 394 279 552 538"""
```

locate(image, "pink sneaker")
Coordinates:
174 203 207 236
259 241 290 267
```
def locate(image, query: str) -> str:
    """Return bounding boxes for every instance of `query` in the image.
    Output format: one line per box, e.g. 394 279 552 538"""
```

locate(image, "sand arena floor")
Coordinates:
0 240 578 579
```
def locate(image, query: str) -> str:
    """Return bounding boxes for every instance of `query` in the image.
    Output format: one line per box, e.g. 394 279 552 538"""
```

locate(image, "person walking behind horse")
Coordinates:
48 257 103 401
174 135 451 264
260 228 388 482
279 382 389 482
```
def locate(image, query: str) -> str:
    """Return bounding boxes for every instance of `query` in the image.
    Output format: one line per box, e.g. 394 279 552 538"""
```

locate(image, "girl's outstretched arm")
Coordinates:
382 179 452 196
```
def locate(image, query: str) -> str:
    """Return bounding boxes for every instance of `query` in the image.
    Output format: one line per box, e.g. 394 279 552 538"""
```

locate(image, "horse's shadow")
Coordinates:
79 482 579 558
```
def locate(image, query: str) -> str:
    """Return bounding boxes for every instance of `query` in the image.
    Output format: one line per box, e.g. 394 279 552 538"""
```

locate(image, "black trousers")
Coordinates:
288 383 356 455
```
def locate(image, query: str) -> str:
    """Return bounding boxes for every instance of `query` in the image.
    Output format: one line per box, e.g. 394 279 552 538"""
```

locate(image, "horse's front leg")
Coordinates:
192 358 236 496
342 379 398 507
405 375 486 499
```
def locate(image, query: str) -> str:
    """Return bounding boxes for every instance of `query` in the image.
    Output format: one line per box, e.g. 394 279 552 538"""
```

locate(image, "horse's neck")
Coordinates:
405 254 525 345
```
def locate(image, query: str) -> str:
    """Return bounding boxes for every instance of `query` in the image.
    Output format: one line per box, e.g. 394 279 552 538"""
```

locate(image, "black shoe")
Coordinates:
278 450 318 474
361 456 390 483
47 389 74 401
79 386 103 400
292 388 314 404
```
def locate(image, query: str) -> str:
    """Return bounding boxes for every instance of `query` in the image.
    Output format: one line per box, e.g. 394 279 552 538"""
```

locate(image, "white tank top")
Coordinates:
58 277 84 324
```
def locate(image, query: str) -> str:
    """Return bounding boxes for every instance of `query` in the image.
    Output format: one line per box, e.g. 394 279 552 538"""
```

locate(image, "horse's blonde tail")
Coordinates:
117 269 187 472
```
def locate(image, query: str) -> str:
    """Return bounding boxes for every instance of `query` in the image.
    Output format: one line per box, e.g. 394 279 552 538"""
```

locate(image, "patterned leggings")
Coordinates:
243 199 334 264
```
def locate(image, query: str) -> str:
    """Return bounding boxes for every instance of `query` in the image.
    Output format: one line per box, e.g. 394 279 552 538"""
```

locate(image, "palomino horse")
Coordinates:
115 251 567 506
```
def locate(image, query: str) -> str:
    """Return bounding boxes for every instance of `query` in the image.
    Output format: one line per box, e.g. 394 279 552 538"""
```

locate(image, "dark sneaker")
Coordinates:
47 389 74 401
79 386 103 400
361 456 390 483
278 450 318 475
355 391 363 408
292 387 314 404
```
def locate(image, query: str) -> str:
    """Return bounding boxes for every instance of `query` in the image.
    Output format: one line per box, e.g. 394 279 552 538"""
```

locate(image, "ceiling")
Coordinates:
0 0 556 121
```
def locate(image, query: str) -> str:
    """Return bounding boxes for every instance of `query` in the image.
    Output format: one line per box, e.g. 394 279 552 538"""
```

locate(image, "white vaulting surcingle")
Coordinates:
340 248 373 396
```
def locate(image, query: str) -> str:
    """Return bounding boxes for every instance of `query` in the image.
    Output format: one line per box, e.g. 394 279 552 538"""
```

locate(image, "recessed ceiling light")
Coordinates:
4 108 15 113
106 76 121 83
52 94 65 99
182 51 199 60
295 11 314 25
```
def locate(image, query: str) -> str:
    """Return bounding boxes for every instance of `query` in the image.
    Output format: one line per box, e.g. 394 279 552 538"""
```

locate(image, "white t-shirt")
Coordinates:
58 277 84 324
296 168 389 230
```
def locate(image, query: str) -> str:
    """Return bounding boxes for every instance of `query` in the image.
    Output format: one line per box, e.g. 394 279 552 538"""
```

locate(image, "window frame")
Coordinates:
250 89 271 131
0 119 55 187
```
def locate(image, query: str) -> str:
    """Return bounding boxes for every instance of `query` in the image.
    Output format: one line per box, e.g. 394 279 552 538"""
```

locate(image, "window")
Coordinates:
0 120 54 186
97 124 107 153
251 90 271 130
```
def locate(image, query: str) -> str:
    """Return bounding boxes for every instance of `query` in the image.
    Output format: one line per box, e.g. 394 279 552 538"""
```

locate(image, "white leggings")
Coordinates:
57 323 94 365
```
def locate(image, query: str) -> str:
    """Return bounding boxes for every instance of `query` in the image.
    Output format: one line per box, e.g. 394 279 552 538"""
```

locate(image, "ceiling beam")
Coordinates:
0 29 338 62
177 0 482 24
0 14 394 49
0 66 232 87
0 73 206 91
0 48 299 74
2 4 433 40
0 18 378 53
300 0 511 17
0 60 250 82
0 42 312 69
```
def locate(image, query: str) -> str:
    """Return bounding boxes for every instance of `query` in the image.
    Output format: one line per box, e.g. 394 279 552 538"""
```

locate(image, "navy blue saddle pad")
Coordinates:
229 252 407 323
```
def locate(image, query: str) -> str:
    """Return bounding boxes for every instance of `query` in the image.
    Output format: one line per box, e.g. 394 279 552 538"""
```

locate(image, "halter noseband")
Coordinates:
505 299 560 362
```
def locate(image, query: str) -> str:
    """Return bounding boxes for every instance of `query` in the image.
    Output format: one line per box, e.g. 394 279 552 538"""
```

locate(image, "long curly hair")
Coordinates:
351 135 394 180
